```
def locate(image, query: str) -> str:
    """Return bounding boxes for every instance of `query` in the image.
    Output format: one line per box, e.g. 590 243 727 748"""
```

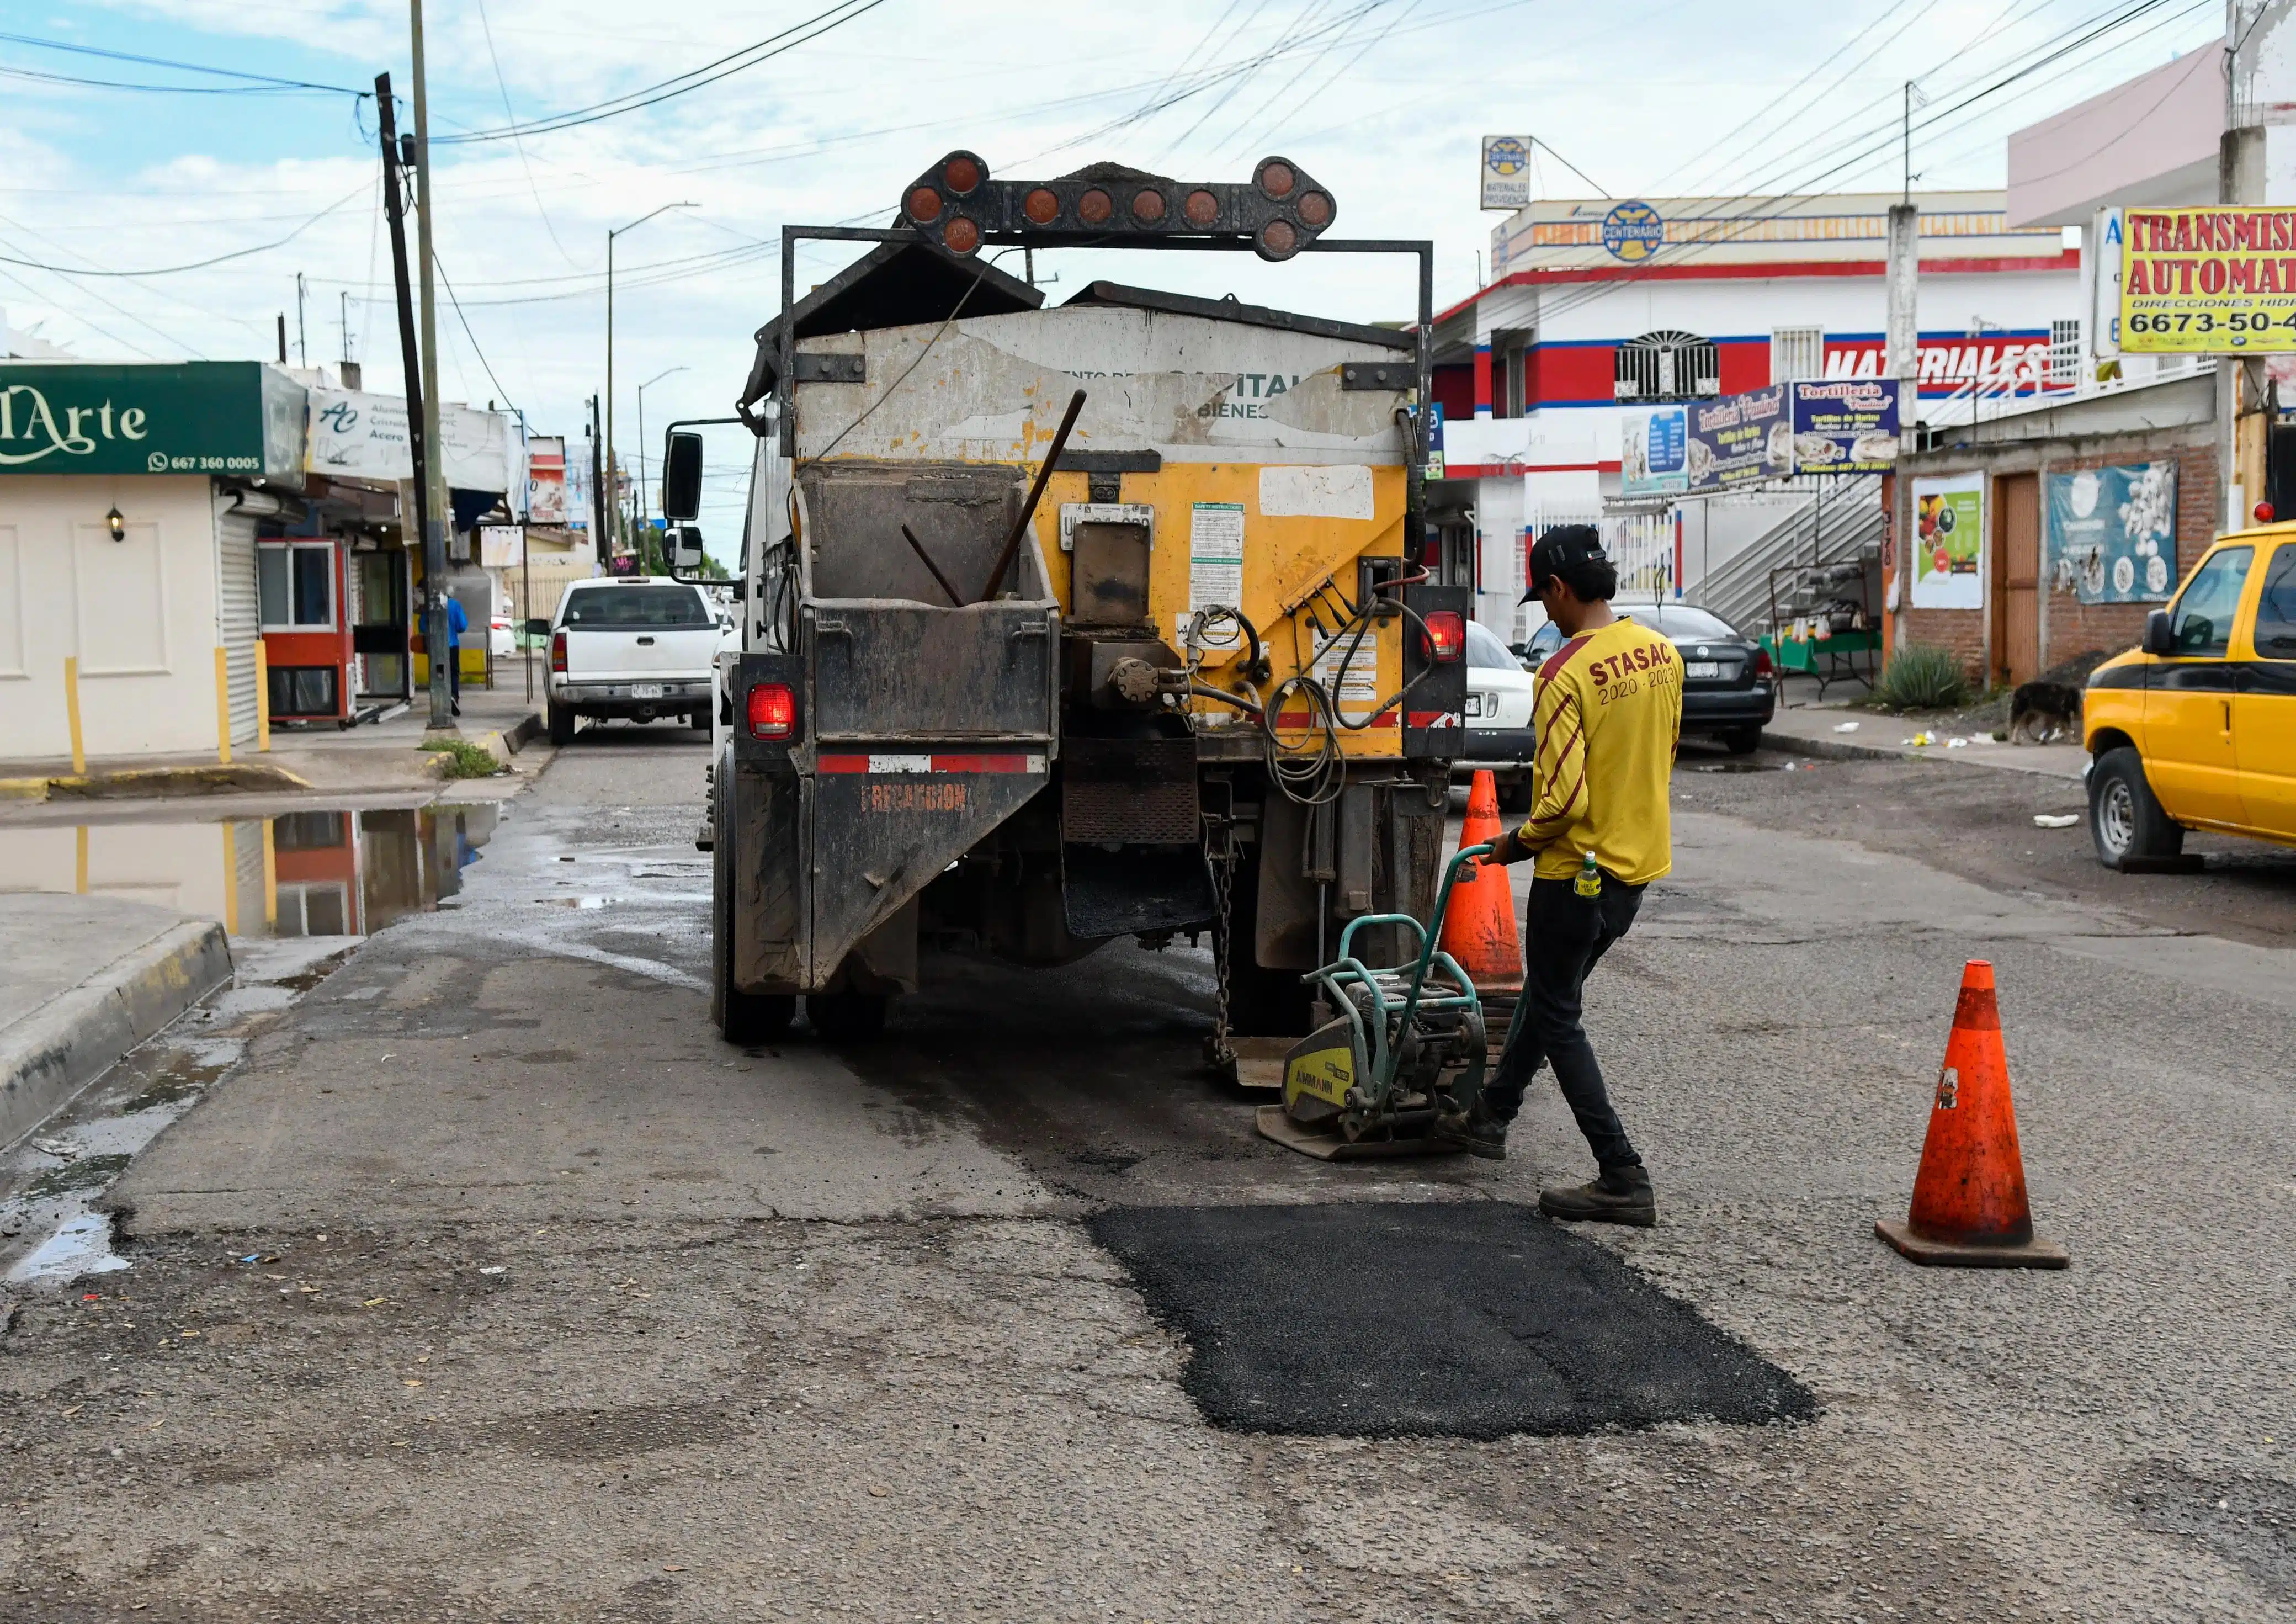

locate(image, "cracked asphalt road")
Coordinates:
2 725 2290 1621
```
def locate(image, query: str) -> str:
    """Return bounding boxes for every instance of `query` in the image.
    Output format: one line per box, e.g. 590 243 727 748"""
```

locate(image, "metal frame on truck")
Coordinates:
673 150 1465 1052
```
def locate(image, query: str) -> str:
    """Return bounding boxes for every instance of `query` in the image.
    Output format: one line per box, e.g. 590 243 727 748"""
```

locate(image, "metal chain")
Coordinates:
1205 815 1237 1070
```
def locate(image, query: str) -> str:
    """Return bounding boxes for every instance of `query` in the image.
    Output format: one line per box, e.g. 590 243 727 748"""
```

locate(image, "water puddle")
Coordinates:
0 802 498 938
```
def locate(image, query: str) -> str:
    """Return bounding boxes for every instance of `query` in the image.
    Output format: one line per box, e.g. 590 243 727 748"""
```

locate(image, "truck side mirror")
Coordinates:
524 617 551 638
662 431 703 522
668 524 706 579
2141 608 2174 656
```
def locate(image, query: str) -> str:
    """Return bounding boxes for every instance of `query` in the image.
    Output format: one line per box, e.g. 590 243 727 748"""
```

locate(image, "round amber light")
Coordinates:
1132 189 1166 224
1296 190 1331 228
1078 188 1114 225
1183 189 1219 226
943 216 980 254
1259 219 1298 258
1023 188 1060 225
1259 161 1295 199
906 186 943 224
942 155 982 194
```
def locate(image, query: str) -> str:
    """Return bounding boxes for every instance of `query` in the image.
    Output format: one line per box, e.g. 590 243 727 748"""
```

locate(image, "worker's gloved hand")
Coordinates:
1482 827 1526 867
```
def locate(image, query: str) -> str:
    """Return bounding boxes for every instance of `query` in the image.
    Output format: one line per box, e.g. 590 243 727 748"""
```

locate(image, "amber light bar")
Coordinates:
899 150 1336 262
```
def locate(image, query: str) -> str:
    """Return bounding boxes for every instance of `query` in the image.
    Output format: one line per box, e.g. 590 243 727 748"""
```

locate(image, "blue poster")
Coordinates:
1621 406 1688 496
1789 379 1900 474
2045 463 2178 603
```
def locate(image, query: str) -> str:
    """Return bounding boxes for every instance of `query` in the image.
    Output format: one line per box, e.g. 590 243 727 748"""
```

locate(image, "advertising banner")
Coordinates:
309 387 412 480
525 434 568 523
1480 137 1532 211
563 445 592 532
2044 463 2177 603
1620 404 1688 496
0 361 301 476
1789 379 1899 474
1910 474 1984 608
2088 205 2123 359
478 523 524 569
2120 206 2296 352
1821 333 2055 396
1686 384 1790 491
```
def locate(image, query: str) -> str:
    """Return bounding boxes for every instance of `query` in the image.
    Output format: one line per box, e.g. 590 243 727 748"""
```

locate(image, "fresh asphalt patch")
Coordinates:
1089 1201 1816 1440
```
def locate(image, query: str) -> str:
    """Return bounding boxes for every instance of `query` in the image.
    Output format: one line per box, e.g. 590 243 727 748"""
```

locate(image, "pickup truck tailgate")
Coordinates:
565 627 716 678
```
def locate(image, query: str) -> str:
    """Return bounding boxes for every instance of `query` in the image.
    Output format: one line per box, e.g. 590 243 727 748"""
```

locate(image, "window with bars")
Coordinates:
1771 326 1825 383
2048 319 2081 385
1614 330 1720 402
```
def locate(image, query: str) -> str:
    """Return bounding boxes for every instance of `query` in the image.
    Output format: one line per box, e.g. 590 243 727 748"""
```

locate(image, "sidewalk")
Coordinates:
0 893 230 1150
1 665 546 804
1761 700 2087 781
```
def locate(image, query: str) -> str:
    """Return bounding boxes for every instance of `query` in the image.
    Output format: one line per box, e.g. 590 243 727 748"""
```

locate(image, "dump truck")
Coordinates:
661 150 1466 1052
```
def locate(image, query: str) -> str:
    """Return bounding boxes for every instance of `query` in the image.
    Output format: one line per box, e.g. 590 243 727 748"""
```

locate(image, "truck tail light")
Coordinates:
747 682 795 740
550 630 567 674
1422 610 1464 663
1752 646 1774 679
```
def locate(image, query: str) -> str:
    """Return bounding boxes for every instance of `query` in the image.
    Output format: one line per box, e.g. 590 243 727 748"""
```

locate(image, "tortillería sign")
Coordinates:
2120 206 2296 353
0 362 305 476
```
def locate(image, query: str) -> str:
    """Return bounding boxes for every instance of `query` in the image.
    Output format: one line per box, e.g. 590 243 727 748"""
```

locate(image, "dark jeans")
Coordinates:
1480 872 1646 1169
448 648 460 702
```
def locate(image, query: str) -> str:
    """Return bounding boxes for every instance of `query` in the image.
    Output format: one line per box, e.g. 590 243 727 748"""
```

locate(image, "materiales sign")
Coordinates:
0 362 304 476
2119 206 2296 352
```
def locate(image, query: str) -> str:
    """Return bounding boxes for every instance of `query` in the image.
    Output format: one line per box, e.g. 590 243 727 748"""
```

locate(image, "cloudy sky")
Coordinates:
0 0 2224 537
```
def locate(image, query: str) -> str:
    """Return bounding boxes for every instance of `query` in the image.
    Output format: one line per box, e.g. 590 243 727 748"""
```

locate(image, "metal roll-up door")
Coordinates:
215 504 261 744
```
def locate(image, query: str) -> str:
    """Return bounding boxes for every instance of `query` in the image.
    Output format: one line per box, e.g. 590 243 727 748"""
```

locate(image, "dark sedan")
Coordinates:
1628 602 1776 754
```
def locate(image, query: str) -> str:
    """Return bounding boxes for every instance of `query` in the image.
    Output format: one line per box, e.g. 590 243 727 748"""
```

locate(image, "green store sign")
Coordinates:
0 362 305 477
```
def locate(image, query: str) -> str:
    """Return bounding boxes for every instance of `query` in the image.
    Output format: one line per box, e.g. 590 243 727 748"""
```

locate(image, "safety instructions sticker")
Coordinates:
1187 502 1246 646
1311 624 1383 719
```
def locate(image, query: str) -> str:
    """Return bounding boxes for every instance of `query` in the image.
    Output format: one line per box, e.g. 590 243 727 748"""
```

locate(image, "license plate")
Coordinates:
630 683 664 699
1684 661 1720 680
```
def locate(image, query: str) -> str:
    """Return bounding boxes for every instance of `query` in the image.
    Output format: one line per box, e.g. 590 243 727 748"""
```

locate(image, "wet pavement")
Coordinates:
0 727 2290 1621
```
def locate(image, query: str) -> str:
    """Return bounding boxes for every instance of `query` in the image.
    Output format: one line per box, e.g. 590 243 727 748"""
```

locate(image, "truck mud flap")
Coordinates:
1061 845 1215 940
808 749 1050 986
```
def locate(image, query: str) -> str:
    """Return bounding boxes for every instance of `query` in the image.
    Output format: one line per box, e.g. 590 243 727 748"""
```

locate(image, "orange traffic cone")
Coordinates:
1440 770 1523 997
1875 960 2068 1269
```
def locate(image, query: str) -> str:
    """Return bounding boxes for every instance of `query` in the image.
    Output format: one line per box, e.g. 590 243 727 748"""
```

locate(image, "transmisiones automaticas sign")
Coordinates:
0 362 305 475
2120 206 2296 353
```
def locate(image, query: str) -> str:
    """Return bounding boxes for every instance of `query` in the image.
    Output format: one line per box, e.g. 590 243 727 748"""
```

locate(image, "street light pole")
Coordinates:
410 0 453 730
605 202 696 564
635 365 688 554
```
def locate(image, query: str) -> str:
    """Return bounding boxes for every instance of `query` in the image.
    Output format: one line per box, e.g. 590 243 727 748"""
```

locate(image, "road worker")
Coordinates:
1436 524 1683 1227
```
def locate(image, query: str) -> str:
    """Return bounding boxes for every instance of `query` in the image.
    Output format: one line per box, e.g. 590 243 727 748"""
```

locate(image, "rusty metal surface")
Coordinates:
731 766 806 993
1060 737 1198 845
808 604 1056 743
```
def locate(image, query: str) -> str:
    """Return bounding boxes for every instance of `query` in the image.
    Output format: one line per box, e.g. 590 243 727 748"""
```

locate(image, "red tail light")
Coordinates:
747 682 795 741
550 630 567 674
1752 646 1774 679
1422 610 1464 663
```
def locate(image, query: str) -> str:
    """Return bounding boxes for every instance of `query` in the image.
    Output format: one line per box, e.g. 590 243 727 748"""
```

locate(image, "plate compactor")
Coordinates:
1255 844 1505 1160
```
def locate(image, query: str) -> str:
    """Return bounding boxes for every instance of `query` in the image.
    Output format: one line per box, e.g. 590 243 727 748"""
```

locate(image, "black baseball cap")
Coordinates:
1522 523 1609 601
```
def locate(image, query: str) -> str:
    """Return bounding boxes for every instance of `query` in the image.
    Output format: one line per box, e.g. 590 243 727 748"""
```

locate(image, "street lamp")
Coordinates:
635 364 688 545
606 201 697 558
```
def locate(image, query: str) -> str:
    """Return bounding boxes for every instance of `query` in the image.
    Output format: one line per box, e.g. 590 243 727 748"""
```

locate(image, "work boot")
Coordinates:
1432 1105 1507 1160
1538 1164 1656 1227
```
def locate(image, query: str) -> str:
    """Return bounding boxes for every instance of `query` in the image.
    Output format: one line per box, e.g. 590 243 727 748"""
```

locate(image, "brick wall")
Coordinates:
1901 604 1986 672
2042 441 2217 673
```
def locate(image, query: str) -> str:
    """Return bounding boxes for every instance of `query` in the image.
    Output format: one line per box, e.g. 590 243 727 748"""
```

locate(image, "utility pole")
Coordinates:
338 290 350 367
376 73 436 717
588 394 604 571
2223 1 2268 530
296 272 307 368
1886 80 1922 665
410 0 453 729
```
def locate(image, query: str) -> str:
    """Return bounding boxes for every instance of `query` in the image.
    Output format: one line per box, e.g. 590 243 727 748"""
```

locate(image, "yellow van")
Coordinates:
2084 529 2296 869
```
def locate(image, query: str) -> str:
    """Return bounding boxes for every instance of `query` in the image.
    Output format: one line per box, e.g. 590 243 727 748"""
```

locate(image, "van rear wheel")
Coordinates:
2089 746 2183 870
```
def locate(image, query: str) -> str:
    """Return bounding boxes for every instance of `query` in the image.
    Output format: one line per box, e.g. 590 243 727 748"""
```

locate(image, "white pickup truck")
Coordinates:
539 578 721 745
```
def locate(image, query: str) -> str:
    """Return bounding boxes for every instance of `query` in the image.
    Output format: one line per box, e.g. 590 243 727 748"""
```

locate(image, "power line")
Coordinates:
0 180 370 278
432 0 892 144
472 0 582 268
0 62 350 96
433 253 517 413
0 30 363 94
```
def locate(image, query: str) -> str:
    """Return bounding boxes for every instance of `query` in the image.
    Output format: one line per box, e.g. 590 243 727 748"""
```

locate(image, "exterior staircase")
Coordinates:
1692 475 1884 635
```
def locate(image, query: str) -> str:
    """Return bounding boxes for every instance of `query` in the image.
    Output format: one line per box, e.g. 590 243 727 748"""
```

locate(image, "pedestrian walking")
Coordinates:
1436 524 1683 1226
444 591 467 717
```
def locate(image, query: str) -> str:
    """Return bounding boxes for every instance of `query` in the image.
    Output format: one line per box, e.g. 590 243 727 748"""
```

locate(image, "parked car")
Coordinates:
538 578 720 745
2082 529 2296 869
1457 620 1539 812
490 613 515 660
1631 602 1776 755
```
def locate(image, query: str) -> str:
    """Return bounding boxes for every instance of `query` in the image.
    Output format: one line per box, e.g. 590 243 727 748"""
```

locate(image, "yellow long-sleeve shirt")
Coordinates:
1514 615 1683 885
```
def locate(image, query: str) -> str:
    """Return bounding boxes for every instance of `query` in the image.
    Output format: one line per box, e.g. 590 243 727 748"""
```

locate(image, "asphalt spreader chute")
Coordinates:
1254 843 1502 1160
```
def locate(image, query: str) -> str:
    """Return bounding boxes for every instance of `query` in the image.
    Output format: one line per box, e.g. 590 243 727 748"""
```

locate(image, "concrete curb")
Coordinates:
1758 728 1912 763
0 920 232 1150
0 763 313 804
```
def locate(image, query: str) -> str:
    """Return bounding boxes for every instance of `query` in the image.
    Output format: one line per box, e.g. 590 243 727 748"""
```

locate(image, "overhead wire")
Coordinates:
0 179 370 278
0 29 364 93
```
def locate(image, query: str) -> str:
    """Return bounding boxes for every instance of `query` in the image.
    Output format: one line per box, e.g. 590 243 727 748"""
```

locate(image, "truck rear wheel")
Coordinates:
712 750 795 1044
807 991 887 1042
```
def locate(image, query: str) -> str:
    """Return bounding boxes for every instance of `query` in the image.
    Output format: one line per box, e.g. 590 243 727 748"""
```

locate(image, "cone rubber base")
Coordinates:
1875 1218 2068 1269
1255 1105 1461 1161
